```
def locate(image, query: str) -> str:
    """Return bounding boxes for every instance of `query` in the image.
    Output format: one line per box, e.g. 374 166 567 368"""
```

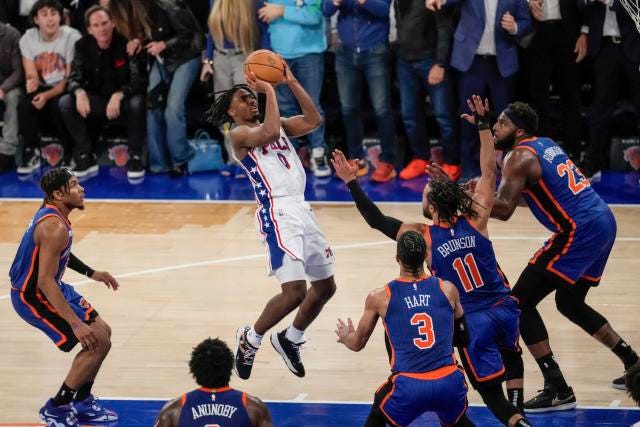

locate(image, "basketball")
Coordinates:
244 49 285 85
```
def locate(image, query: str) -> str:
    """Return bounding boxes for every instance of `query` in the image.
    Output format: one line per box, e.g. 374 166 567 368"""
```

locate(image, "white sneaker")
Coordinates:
310 147 331 178
17 149 41 174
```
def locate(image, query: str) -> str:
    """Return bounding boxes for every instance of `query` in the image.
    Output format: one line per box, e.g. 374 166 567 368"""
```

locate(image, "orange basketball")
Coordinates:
244 49 285 85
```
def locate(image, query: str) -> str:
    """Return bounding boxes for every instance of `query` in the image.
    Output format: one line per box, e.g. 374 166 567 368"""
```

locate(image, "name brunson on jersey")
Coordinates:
436 236 477 258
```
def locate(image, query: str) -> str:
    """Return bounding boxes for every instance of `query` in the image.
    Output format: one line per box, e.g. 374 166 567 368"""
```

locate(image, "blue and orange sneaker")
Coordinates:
39 398 78 426
73 395 118 423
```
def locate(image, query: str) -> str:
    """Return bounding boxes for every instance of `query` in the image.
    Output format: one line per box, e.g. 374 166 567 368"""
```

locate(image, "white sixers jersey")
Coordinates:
236 127 306 204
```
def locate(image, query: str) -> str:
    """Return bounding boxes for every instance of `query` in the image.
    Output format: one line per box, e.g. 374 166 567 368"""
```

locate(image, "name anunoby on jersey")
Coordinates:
436 236 477 258
191 403 238 420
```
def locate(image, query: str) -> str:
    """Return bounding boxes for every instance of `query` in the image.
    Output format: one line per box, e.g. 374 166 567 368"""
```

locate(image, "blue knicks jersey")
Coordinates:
516 137 610 231
178 387 252 427
427 217 510 313
383 276 455 373
9 204 72 293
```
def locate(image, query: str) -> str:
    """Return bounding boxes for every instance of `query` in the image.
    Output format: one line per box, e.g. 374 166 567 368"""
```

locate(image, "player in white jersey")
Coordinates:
207 64 336 380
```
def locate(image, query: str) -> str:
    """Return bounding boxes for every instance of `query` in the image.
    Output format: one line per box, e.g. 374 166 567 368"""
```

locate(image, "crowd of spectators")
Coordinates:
0 0 638 183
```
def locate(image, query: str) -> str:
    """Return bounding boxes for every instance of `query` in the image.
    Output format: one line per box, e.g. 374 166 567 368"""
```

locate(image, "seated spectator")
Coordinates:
322 0 397 183
580 0 640 178
110 0 203 178
260 0 331 178
59 5 146 178
394 0 459 181
203 0 262 179
0 22 24 173
153 338 273 427
17 0 81 174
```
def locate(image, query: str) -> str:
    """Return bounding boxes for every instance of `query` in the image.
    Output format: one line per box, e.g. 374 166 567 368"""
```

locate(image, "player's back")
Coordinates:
236 127 306 206
516 137 610 231
9 204 72 293
427 217 510 313
383 276 455 373
178 387 252 427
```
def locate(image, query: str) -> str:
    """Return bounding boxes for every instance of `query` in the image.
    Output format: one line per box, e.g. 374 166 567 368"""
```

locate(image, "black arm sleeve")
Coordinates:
347 180 403 240
453 314 471 347
68 253 95 277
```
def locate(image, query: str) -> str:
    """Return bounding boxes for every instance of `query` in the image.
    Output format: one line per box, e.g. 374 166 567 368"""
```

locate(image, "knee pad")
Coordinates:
501 348 524 381
479 386 520 424
554 292 607 335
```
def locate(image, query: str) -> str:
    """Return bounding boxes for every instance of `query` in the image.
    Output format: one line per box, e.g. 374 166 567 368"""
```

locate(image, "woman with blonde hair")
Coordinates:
202 0 266 178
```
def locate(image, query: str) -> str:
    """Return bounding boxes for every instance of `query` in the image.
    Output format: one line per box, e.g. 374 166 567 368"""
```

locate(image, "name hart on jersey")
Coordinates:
260 137 290 155
405 294 431 309
436 235 477 258
191 403 238 420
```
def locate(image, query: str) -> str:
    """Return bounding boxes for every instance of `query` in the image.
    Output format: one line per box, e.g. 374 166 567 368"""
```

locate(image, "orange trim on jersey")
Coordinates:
384 284 391 298
44 204 71 226
537 180 576 283
516 137 537 145
445 398 469 427
242 392 248 408
382 320 395 369
524 188 561 264
398 364 458 381
394 275 428 283
84 307 95 320
198 386 232 393
462 215 481 233
496 266 510 289
514 145 537 155
582 274 601 282
462 348 505 382
20 246 39 292
20 290 68 348
180 394 186 406
379 379 401 427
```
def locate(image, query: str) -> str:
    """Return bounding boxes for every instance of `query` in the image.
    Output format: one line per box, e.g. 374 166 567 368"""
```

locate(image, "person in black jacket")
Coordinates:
580 0 640 178
59 5 146 178
524 0 587 161
394 0 459 181
109 0 203 177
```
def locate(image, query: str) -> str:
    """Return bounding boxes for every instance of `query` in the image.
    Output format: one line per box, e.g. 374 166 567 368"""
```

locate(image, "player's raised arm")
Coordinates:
280 61 323 138
492 148 537 221
230 72 281 149
335 288 386 352
461 95 495 234
331 149 422 240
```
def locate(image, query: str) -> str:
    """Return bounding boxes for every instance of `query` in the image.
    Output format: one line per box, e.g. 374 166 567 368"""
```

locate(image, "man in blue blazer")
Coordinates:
428 0 532 181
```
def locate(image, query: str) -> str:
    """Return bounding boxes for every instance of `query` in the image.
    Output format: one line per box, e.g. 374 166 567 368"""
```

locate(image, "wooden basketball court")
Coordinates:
1 200 638 422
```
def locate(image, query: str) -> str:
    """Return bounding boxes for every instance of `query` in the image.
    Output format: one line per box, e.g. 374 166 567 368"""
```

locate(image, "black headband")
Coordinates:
42 168 75 195
503 108 532 133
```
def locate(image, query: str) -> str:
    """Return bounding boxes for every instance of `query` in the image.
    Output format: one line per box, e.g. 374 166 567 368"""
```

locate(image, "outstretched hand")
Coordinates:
330 149 358 183
244 71 272 93
335 318 355 344
461 95 490 125
91 270 119 291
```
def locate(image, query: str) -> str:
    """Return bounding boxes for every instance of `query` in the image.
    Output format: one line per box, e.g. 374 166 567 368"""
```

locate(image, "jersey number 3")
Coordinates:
410 313 435 349
557 159 590 195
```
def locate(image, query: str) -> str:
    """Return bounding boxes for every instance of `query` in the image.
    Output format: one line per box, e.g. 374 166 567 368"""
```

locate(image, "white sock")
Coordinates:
285 325 305 343
247 328 263 348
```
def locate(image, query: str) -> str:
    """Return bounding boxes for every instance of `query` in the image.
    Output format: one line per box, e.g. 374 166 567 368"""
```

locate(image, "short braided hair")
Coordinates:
206 84 253 128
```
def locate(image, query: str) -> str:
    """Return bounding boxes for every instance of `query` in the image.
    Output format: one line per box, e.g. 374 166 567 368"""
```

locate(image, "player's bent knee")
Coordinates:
501 349 524 381
311 276 336 302
281 282 307 307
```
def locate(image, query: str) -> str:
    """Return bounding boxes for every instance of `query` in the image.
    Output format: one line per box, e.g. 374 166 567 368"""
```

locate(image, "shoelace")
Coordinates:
242 341 257 364
290 341 304 362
